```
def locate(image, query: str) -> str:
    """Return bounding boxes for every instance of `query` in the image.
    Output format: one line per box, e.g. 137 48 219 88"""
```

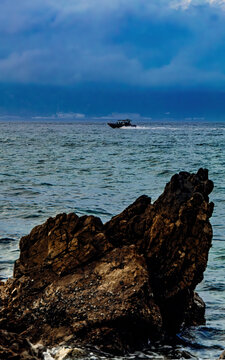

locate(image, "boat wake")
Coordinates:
121 125 185 130
121 125 151 130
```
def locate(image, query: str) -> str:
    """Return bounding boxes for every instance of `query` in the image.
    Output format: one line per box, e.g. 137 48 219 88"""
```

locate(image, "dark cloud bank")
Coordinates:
1 0 225 119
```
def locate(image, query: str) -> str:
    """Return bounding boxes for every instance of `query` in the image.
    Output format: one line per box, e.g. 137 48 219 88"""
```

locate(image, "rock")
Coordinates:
0 329 44 359
219 350 225 359
0 169 214 355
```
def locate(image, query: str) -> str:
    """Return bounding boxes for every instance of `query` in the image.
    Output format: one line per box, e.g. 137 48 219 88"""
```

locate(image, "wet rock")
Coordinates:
0 329 44 359
53 347 85 360
0 169 214 354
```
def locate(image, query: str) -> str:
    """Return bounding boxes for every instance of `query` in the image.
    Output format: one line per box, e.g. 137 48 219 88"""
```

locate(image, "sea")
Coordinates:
0 119 224 359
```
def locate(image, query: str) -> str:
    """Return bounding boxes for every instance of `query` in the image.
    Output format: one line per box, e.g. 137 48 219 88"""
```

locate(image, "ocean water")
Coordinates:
0 120 224 359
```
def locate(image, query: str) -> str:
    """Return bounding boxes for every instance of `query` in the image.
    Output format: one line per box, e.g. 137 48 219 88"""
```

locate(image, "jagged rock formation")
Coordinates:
0 169 214 357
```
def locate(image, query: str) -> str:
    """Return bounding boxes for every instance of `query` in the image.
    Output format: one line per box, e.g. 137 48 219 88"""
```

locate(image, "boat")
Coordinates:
107 119 136 128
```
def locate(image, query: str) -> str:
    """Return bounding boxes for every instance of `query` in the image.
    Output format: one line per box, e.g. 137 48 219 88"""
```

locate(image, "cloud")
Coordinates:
171 0 192 10
31 112 86 120
0 0 225 89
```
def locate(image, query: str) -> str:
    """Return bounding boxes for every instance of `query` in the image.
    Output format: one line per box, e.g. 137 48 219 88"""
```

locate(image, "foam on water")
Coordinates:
0 120 224 359
121 125 181 130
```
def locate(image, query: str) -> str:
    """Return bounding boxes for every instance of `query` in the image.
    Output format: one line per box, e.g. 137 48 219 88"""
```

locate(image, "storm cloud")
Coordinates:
1 0 225 88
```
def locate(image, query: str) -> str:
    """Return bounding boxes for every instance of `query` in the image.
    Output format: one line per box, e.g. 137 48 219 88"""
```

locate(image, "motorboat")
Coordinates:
107 119 136 128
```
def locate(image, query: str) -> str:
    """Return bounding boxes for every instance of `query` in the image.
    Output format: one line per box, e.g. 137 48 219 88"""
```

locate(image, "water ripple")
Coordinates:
0 120 225 359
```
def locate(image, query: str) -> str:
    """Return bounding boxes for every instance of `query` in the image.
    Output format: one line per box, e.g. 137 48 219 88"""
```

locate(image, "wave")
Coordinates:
0 238 17 243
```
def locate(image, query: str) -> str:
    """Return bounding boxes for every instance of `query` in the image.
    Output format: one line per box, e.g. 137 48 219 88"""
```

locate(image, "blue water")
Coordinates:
0 120 224 359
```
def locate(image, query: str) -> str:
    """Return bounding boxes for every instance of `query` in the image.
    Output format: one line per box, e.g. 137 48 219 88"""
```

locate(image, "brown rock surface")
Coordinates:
0 329 44 359
219 349 225 359
0 169 214 355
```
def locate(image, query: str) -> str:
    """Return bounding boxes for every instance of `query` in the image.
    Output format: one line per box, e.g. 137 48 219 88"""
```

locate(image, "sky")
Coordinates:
1 0 225 119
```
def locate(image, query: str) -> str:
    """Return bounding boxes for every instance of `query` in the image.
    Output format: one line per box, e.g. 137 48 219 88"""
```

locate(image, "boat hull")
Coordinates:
107 123 136 128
